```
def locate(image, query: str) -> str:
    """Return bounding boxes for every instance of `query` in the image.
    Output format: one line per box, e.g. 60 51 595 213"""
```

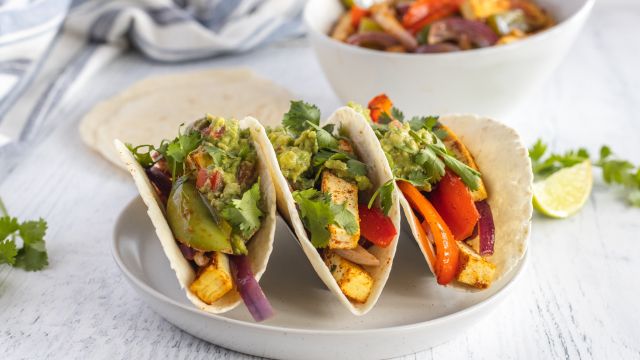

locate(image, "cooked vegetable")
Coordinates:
455 241 496 288
436 123 487 201
322 171 361 250
428 171 479 241
427 18 498 48
330 0 554 53
398 180 459 285
368 93 393 123
166 177 233 253
189 251 233 304
358 204 397 248
460 0 509 20
346 32 400 48
324 250 374 303
335 245 381 266
231 255 274 322
475 200 495 256
370 3 418 50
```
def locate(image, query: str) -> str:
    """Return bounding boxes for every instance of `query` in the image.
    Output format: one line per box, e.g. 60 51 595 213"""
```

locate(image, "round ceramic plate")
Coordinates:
112 197 528 359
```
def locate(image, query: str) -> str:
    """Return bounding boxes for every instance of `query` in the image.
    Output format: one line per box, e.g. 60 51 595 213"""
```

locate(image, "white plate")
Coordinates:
112 197 528 359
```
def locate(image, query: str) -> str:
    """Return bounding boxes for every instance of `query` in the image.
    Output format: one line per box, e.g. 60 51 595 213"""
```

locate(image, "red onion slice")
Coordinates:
346 32 400 48
145 166 172 203
415 43 461 53
178 243 196 260
475 200 495 256
231 255 274 322
429 18 499 48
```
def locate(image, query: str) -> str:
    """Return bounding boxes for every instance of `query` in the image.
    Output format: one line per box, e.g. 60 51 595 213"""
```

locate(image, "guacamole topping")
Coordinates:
267 125 372 191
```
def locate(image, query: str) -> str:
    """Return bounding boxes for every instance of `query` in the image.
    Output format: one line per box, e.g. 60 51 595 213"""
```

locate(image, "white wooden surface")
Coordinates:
1 0 639 358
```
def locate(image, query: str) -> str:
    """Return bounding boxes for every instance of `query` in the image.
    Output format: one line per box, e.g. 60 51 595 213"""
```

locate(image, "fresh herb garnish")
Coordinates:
292 189 358 248
0 198 48 271
125 144 155 167
161 128 202 178
222 181 263 239
529 139 640 207
368 179 395 216
282 101 321 135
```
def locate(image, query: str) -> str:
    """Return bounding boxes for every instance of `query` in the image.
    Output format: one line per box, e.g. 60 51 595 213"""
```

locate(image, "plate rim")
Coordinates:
112 196 529 335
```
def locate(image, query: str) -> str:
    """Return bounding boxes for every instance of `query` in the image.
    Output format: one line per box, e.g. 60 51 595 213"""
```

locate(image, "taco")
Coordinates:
114 115 277 321
255 101 400 315
354 94 532 290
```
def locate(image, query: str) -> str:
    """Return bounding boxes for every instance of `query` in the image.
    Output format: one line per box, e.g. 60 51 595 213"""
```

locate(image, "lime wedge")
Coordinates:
533 160 593 218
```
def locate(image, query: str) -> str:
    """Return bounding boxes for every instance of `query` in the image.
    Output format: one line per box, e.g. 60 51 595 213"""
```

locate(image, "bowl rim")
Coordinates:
112 196 530 336
303 0 595 59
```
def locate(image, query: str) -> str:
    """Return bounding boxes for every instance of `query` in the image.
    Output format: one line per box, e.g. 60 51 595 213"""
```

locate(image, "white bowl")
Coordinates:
113 197 528 359
304 0 594 119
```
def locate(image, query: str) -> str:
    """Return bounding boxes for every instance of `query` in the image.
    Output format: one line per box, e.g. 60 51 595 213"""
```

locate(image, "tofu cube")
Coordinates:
189 251 233 304
461 0 510 20
324 251 373 303
321 171 360 250
456 242 496 289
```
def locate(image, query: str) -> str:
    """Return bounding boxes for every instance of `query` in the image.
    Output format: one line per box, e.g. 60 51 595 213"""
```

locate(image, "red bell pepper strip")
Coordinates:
358 204 397 248
429 171 479 241
350 6 369 28
368 93 393 123
402 0 462 34
398 180 459 285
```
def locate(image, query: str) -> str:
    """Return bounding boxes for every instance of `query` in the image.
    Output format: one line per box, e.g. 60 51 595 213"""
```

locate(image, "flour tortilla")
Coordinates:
256 106 401 315
114 117 276 313
83 68 292 169
399 114 533 290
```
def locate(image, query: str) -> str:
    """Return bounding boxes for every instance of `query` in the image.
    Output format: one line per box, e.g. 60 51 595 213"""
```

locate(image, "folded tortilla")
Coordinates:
114 117 277 313
399 114 533 289
256 106 401 315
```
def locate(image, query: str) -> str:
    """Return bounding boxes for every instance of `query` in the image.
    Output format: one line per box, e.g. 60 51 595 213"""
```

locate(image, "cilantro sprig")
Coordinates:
292 189 358 248
282 101 321 136
0 198 48 271
368 179 395 216
222 181 264 240
529 139 640 207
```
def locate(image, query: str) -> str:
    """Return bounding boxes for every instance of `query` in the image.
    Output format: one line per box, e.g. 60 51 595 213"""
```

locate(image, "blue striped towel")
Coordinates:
0 0 305 147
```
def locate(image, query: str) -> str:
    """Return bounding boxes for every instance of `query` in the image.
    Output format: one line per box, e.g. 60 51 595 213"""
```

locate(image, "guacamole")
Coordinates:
267 126 372 191
186 116 260 240
379 122 438 192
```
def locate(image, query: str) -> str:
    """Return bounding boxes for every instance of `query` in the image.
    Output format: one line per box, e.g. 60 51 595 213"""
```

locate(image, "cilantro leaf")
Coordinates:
368 179 395 215
306 121 338 150
427 141 480 191
292 189 333 248
391 107 405 122
408 116 438 132
283 101 321 135
0 198 49 271
528 139 547 162
346 159 368 176
125 144 155 168
415 148 445 182
330 203 359 235
159 127 203 178
222 181 263 239
0 216 19 242
0 239 17 265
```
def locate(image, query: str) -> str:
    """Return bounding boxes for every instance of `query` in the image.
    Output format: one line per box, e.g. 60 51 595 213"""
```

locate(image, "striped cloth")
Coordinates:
0 0 305 146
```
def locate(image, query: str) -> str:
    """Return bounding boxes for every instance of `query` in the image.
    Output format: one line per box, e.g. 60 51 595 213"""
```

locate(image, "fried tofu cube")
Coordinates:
456 242 496 289
461 0 510 20
321 171 360 250
324 251 373 303
337 139 354 154
438 124 488 201
189 251 233 304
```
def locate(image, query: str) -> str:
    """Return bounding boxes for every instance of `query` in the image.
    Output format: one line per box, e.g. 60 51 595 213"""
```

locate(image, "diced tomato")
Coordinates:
358 204 397 248
350 6 368 27
196 169 222 191
367 93 393 123
429 171 479 241
211 125 226 139
402 0 462 33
